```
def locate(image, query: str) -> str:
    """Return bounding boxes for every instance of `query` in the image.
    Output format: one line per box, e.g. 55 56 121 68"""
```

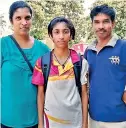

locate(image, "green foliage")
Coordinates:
26 0 88 45
0 14 6 34
26 0 126 46
92 0 126 39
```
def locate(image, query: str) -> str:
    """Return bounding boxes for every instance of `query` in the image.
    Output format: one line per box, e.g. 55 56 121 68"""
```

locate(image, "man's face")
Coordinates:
92 13 115 40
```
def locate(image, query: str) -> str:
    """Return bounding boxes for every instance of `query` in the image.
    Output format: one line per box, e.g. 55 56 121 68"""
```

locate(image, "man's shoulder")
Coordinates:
116 39 126 48
117 39 126 43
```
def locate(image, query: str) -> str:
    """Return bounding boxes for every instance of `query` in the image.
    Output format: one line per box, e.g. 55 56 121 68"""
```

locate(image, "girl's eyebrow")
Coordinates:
53 28 69 30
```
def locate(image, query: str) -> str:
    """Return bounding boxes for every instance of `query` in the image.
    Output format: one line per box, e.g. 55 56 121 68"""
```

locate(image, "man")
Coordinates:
84 4 126 128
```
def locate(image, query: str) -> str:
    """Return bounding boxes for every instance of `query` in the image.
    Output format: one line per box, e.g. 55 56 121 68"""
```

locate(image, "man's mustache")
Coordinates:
96 29 106 32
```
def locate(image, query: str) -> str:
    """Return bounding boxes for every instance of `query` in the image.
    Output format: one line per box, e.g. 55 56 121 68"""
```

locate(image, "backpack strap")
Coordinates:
41 51 52 93
73 55 82 97
41 51 82 97
9 35 33 73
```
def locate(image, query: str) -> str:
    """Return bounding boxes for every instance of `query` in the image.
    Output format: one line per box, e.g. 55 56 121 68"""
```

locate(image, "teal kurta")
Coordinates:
1 36 49 127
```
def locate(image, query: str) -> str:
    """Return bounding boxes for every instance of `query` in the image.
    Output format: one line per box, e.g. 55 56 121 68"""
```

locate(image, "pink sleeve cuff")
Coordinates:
32 58 44 86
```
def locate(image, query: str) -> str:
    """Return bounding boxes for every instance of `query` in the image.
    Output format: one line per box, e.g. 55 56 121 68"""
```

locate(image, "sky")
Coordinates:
84 0 96 16
0 0 17 14
0 0 17 36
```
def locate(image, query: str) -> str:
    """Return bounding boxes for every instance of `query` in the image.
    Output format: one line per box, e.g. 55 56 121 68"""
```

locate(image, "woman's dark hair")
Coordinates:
9 1 32 21
90 4 116 22
48 17 75 40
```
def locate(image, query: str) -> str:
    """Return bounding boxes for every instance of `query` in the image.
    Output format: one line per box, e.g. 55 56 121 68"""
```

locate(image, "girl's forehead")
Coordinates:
53 22 69 30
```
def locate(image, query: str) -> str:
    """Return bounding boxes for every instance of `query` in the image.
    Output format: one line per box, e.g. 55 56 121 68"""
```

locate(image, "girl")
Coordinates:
32 17 88 128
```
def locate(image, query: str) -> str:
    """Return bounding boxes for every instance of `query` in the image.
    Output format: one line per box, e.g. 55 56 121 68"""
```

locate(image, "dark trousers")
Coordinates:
1 124 38 128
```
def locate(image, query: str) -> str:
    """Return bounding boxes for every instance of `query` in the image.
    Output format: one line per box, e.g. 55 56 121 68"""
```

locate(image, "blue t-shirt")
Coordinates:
84 38 126 122
1 36 49 127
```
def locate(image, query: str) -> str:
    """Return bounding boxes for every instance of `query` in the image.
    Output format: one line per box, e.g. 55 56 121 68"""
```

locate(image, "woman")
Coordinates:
1 1 49 128
32 17 88 128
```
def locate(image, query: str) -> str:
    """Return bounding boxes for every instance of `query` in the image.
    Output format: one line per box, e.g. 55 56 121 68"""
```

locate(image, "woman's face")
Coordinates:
11 7 32 36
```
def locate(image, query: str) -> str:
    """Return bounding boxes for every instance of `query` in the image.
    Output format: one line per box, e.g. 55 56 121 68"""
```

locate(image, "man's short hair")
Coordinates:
90 4 116 22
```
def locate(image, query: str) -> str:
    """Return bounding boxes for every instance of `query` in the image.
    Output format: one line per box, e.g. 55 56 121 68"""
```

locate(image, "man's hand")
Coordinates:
122 91 126 104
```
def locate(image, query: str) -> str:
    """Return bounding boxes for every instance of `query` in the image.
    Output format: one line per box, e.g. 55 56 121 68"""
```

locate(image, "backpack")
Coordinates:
41 51 82 97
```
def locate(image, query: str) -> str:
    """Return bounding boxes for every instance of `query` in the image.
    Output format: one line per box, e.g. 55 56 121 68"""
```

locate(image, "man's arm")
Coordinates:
122 86 126 103
82 84 88 128
80 58 89 128
121 41 126 104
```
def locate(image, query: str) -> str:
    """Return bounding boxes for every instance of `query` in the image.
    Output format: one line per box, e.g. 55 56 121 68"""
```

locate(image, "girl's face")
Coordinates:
11 7 32 36
50 22 71 49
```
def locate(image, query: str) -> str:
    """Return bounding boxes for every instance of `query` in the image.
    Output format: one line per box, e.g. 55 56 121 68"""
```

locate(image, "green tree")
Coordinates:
26 0 126 47
91 0 126 39
27 0 89 46
0 13 6 36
